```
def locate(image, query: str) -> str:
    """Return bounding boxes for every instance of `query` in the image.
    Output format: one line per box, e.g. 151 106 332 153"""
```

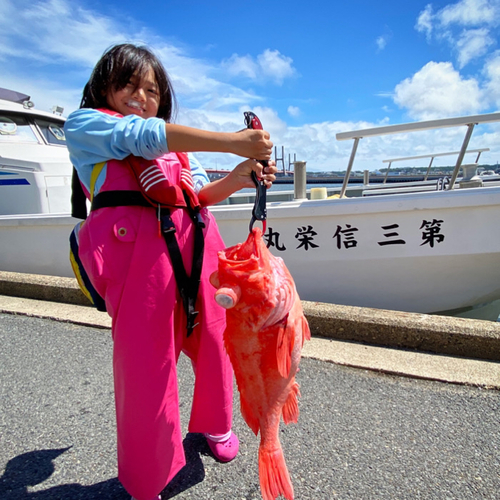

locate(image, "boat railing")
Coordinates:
381 148 490 183
335 112 500 197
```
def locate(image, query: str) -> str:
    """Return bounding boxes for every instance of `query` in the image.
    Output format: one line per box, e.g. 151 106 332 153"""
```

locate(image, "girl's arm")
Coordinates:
198 160 277 207
65 109 273 168
165 124 272 160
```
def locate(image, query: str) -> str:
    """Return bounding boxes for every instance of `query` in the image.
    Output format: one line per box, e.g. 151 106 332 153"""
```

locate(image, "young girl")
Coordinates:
64 43 276 500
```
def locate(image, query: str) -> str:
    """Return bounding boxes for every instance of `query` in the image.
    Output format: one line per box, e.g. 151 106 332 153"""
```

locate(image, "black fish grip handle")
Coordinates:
244 111 267 233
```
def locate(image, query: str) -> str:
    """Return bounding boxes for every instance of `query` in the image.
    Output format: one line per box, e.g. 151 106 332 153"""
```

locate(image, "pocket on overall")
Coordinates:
69 221 107 312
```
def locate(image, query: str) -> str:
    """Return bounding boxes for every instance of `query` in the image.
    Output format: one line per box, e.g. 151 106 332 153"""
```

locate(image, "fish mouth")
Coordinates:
219 230 262 264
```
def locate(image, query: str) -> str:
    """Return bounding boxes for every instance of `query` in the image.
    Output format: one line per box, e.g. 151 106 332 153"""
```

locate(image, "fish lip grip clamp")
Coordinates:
244 111 268 234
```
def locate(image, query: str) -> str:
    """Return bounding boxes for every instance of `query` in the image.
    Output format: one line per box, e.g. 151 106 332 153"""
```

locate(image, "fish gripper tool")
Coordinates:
244 111 268 234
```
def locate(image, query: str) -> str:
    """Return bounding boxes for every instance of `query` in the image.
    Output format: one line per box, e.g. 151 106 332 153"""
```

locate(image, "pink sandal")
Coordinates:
205 430 239 462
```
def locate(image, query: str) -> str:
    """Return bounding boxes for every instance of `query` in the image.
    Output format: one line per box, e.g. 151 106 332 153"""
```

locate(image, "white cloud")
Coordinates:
0 0 282 118
376 35 388 51
152 45 264 112
439 0 500 26
456 28 495 67
393 61 485 119
482 51 500 105
376 37 387 51
0 0 125 66
257 49 296 84
222 49 296 85
415 0 500 67
222 54 259 79
0 0 294 169
3 0 500 173
416 4 434 40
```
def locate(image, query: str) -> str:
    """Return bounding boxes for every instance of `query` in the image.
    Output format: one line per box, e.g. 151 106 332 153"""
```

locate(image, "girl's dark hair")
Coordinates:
80 43 176 121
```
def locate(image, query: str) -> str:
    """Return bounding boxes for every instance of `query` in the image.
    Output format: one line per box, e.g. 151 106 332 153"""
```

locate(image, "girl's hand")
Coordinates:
197 160 277 207
231 129 273 160
231 159 277 189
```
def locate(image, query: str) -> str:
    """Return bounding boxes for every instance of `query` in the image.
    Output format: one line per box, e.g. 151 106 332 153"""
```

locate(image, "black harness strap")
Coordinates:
91 190 152 210
91 189 205 337
160 204 205 337
71 167 89 220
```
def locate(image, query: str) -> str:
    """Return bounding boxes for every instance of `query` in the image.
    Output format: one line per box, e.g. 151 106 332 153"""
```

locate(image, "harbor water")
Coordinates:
237 181 350 196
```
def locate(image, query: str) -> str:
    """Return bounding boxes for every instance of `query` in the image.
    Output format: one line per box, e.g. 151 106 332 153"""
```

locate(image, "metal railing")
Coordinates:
381 148 490 183
335 112 500 197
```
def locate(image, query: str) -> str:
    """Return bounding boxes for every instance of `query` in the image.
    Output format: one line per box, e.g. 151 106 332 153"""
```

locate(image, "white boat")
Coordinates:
474 169 500 181
0 89 71 215
2 88 500 320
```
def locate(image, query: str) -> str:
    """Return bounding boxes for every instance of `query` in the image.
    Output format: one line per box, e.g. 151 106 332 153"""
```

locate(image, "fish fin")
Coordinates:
282 381 300 425
302 316 311 344
209 270 219 288
258 446 294 500
276 314 294 379
240 395 260 436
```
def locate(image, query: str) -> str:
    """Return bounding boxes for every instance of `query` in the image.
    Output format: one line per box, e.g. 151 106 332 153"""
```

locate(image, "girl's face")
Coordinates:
106 66 160 119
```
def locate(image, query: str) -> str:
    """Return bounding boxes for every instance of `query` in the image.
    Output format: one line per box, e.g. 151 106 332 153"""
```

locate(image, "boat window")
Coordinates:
35 118 66 145
0 114 38 143
0 116 16 135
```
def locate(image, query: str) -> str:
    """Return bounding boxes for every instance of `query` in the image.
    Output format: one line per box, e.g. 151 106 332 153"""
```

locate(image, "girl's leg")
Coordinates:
106 210 186 500
182 278 233 435
112 268 185 500
181 277 238 461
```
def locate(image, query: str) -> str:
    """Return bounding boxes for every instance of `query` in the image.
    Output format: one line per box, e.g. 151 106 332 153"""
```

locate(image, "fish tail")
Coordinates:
258 446 294 500
282 381 300 424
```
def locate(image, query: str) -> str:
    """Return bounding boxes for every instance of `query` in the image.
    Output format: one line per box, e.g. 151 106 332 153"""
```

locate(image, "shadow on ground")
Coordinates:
0 434 208 499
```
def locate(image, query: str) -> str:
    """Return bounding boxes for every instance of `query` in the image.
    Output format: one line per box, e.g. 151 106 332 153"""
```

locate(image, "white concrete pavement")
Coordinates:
1 294 499 390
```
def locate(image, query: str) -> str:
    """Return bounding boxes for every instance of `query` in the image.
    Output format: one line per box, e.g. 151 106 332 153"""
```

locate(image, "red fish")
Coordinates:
210 228 311 500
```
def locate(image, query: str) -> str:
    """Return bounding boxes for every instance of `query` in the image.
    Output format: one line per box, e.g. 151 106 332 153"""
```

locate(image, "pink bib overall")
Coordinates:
77 153 233 499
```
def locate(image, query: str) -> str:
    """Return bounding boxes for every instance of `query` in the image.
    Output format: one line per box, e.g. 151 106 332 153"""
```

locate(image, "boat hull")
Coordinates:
2 186 500 320
211 187 500 318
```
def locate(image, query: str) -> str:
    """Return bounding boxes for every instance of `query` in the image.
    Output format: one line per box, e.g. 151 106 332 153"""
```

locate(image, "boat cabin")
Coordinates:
0 88 72 215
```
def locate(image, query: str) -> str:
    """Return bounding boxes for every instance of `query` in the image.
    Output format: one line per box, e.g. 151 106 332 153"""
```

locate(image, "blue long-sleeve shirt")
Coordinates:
64 108 210 195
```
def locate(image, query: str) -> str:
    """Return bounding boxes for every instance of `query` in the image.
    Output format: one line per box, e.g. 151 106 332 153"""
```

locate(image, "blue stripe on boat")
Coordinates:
0 179 30 185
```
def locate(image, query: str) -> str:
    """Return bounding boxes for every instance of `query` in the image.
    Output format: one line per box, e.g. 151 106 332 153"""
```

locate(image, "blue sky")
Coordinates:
3 0 500 171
